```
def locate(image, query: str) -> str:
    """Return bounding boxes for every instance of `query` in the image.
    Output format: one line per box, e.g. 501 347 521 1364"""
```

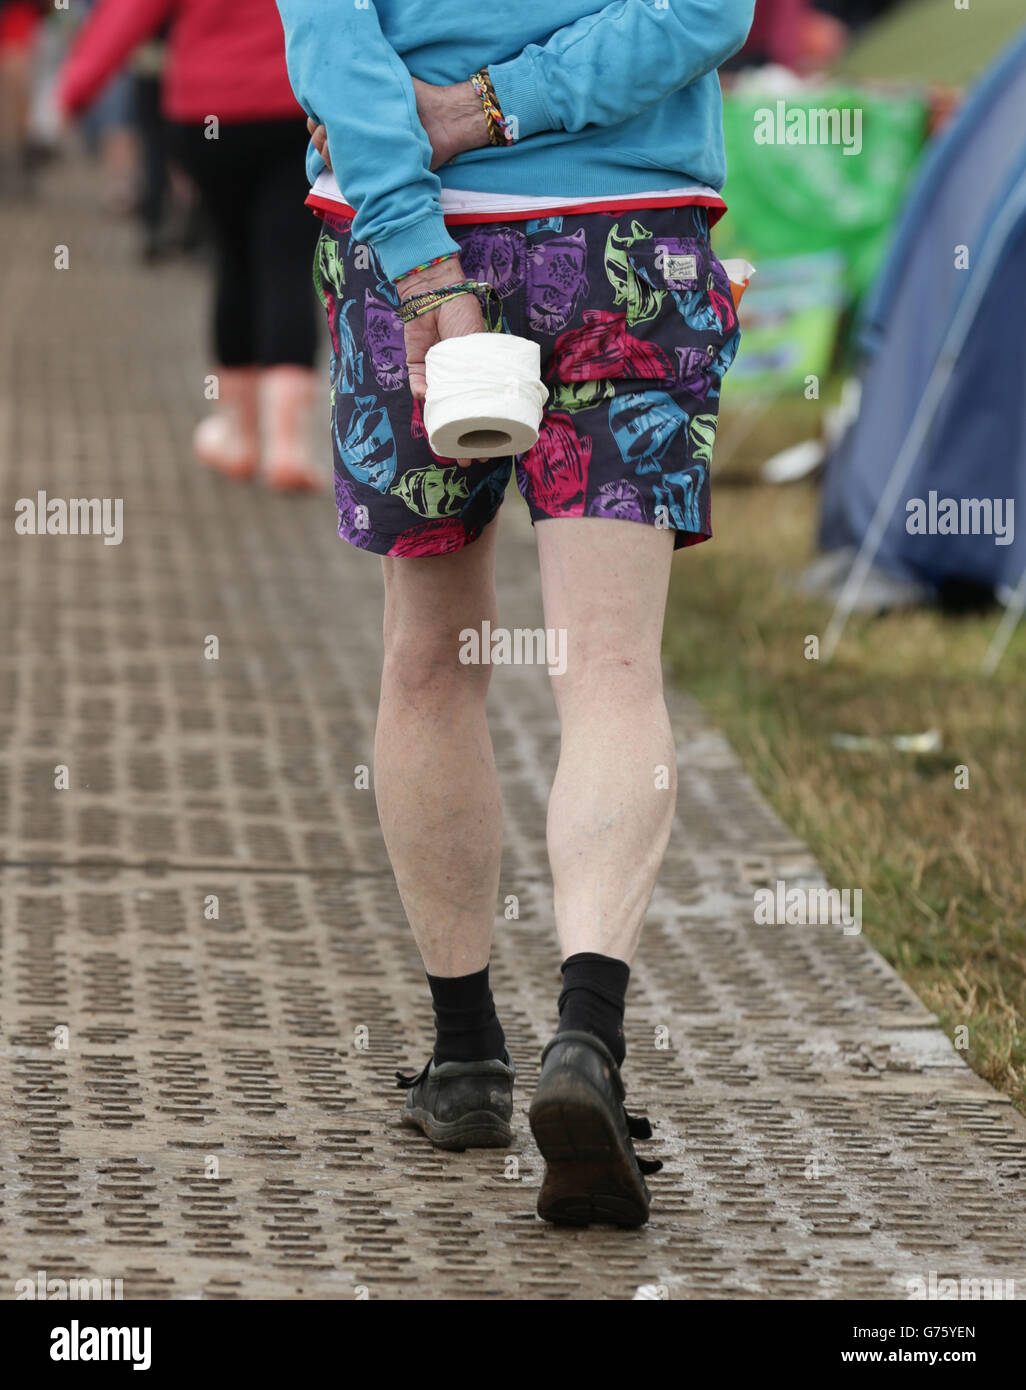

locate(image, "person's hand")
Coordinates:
307 77 489 175
409 77 489 170
396 256 487 467
307 115 332 170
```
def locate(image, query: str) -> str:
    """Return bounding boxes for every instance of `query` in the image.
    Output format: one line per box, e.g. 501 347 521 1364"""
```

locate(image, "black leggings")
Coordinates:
170 119 320 368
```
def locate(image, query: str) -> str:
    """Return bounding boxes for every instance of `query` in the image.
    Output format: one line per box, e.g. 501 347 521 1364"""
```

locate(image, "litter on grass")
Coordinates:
829 729 943 754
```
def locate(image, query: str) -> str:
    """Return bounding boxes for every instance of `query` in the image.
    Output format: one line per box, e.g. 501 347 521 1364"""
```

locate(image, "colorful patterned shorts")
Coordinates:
314 205 740 558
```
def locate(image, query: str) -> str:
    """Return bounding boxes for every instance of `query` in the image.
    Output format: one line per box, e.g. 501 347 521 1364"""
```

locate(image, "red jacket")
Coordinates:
58 0 302 124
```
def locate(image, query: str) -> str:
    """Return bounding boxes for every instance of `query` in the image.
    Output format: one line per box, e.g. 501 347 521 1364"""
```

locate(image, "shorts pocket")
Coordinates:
625 240 740 400
541 219 739 393
627 240 738 347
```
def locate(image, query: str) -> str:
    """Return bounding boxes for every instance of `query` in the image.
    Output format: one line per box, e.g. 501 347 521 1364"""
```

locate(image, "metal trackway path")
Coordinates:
1 173 1024 1301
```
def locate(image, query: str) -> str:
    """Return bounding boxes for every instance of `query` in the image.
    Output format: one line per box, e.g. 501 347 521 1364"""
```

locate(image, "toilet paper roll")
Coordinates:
424 333 549 459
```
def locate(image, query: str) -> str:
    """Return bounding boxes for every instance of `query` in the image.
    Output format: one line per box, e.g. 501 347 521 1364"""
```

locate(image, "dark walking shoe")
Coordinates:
395 1053 515 1151
529 1031 662 1228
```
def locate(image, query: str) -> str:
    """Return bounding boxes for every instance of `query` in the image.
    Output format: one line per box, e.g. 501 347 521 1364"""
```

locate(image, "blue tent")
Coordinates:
817 26 1026 652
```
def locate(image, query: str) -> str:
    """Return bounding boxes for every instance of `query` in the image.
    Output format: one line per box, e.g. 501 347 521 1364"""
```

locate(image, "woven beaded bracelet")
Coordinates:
397 279 500 325
470 68 515 147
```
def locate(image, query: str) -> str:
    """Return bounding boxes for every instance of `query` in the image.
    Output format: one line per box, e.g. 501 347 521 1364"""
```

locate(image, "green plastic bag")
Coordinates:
715 88 927 392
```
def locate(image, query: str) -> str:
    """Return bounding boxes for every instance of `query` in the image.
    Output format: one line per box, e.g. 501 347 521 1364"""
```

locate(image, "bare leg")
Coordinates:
375 519 503 977
536 518 677 965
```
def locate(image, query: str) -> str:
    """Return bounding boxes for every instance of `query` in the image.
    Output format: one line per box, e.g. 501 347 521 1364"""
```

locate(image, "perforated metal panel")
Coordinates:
1 179 1024 1301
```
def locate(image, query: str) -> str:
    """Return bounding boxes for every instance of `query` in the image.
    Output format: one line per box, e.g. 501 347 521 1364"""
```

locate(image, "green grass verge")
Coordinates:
664 412 1026 1110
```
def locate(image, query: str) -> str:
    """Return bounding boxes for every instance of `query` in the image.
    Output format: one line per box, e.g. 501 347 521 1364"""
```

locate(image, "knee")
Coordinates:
382 620 493 700
551 645 666 713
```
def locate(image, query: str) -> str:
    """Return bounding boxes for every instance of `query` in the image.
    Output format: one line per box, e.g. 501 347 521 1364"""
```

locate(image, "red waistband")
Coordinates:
305 190 726 228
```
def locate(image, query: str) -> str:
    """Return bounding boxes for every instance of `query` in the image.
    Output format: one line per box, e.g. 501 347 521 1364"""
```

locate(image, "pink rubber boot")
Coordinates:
260 366 325 492
192 366 260 481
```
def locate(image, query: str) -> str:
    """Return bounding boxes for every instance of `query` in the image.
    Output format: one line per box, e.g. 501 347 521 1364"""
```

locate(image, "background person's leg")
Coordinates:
133 71 167 261
170 122 260 478
250 121 320 370
250 121 323 489
536 516 678 1036
376 519 505 987
170 123 256 367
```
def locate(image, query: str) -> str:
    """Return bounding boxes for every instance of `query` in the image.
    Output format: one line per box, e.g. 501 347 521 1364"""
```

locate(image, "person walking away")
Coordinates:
278 0 754 1227
58 0 323 490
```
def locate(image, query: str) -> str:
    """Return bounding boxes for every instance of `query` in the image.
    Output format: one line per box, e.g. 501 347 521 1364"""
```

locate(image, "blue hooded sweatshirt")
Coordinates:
275 1 755 281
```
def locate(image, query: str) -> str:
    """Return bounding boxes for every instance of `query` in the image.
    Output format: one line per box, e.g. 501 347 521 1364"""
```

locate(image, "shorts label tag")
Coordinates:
662 253 698 285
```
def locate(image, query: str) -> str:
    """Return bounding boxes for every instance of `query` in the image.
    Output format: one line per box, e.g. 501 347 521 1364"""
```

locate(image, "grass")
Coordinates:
836 0 1025 88
663 402 1026 1111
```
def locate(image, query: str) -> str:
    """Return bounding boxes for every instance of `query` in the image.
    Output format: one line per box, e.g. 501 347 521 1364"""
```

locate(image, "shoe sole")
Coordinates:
530 1074 651 1229
401 1105 513 1152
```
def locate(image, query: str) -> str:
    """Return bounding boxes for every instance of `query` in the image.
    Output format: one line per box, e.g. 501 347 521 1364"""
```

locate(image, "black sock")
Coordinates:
557 952 630 1066
426 965 506 1065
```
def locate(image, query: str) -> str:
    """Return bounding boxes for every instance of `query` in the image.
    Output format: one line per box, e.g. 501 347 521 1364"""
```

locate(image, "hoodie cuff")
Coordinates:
487 52 557 141
305 139 326 186
374 214 461 285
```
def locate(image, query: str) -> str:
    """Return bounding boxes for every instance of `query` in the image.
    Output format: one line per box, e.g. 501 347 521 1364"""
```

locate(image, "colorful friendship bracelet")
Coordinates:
394 250 460 284
470 68 515 147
